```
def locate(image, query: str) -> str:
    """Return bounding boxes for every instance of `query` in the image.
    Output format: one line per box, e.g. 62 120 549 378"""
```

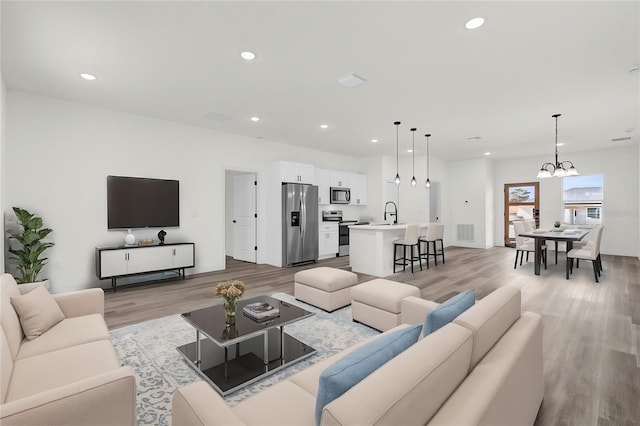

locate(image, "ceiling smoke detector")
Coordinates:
337 73 367 87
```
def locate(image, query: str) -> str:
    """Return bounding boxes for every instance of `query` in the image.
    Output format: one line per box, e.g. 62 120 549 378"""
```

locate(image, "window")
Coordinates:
587 207 601 220
562 174 604 225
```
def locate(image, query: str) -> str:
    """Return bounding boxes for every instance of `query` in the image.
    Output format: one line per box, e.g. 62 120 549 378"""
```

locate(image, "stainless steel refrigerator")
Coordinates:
282 183 319 266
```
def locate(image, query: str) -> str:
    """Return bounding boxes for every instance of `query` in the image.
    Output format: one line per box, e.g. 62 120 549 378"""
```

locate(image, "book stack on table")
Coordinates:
243 302 280 322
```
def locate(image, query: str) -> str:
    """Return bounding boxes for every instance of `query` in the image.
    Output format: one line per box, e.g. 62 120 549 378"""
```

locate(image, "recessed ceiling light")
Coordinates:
80 73 96 81
556 142 565 146
484 152 491 156
320 124 329 129
250 116 260 122
371 139 379 143
407 149 413 153
337 73 367 87
626 65 639 74
240 51 256 60
467 136 482 141
465 17 485 30
625 127 634 133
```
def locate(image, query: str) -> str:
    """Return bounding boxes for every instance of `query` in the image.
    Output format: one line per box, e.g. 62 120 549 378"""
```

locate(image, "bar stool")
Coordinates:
393 224 422 273
419 224 441 269
436 224 445 264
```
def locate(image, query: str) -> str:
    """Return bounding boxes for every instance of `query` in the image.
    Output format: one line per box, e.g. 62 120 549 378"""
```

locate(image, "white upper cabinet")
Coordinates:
330 170 351 188
280 161 314 184
350 173 368 205
315 168 331 205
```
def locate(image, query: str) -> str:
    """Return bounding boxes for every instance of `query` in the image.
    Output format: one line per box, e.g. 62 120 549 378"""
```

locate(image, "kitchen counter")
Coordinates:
348 223 429 277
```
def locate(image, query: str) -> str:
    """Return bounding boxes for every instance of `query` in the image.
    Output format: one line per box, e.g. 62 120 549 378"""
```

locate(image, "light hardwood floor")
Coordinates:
104 246 640 426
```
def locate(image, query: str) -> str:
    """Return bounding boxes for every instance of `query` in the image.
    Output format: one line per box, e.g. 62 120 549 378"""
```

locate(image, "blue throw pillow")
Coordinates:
423 290 475 336
314 324 422 426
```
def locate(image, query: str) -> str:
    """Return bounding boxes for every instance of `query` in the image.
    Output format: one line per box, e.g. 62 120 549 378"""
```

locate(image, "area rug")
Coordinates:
110 293 379 425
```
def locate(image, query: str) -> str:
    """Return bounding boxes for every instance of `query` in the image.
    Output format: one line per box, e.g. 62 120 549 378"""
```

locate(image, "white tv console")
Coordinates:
95 242 195 291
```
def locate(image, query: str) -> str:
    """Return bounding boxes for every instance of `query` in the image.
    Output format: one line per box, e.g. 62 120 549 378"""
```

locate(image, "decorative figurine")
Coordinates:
158 229 166 245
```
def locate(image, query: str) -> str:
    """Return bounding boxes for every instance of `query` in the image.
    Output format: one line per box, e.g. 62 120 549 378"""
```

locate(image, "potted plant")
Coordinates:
8 207 54 288
554 221 562 228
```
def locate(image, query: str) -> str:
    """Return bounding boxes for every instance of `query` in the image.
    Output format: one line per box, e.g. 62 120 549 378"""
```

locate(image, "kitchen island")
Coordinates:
349 223 429 277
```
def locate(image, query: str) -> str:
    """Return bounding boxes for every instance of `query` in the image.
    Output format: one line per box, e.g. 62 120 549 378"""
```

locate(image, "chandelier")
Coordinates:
536 114 578 178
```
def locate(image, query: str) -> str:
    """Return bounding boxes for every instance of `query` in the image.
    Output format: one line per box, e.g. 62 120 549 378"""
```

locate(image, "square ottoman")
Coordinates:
294 267 358 312
351 279 420 331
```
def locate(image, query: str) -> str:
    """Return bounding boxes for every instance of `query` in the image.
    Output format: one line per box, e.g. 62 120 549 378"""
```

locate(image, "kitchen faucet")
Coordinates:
384 201 398 224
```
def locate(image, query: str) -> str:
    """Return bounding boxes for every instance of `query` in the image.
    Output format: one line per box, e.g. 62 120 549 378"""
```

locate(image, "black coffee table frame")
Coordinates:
177 295 316 395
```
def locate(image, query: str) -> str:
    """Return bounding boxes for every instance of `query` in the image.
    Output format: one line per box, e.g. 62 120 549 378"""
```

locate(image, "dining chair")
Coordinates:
393 224 422 273
513 221 547 270
566 226 604 282
419 224 442 269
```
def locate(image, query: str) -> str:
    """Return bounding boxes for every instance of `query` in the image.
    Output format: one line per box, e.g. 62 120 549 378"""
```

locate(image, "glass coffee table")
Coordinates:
177 295 316 395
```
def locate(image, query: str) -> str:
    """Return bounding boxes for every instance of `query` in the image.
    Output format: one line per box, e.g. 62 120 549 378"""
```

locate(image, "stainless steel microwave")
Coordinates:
330 187 351 204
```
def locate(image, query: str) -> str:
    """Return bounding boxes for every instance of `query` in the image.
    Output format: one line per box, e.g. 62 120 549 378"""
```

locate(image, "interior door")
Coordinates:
233 173 257 263
504 182 540 246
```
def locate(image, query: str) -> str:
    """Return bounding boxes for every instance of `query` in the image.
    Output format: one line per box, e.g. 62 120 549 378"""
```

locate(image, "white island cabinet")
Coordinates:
349 224 428 277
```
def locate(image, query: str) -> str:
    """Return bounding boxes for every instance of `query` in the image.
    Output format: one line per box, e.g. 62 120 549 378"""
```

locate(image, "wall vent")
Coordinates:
611 136 632 142
457 224 475 242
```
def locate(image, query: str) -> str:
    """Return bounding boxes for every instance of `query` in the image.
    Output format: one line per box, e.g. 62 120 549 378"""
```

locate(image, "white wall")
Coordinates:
493 146 639 257
4 91 374 291
448 158 493 248
0 79 5 274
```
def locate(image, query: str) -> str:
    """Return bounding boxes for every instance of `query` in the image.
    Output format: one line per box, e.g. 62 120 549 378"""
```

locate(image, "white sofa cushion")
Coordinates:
6 340 120 402
453 285 521 370
234 381 317 426
16 314 110 360
322 323 473 425
10 286 65 341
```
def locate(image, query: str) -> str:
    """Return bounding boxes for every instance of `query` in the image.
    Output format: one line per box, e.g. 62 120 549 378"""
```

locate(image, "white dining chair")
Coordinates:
566 226 604 282
513 221 547 270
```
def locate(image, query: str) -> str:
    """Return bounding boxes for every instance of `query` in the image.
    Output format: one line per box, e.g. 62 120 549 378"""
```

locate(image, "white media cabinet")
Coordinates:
95 242 195 291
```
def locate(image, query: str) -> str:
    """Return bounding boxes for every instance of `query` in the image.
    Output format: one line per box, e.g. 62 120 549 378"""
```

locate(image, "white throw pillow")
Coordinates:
10 285 65 340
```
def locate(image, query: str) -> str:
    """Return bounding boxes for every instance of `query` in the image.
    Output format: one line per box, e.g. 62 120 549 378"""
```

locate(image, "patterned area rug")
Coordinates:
110 293 379 425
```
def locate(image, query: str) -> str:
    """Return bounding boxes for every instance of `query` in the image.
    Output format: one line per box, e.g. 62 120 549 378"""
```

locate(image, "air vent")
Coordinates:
456 224 475 242
337 74 367 87
611 136 632 142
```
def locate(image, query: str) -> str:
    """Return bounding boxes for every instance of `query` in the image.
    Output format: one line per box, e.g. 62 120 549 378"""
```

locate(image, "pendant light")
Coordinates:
410 128 417 186
536 114 579 178
394 121 401 185
425 133 432 188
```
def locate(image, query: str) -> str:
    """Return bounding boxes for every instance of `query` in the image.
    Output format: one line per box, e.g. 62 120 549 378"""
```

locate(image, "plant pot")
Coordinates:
18 279 50 295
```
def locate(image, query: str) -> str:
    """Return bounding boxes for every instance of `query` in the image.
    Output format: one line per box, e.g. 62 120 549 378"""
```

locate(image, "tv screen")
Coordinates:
107 175 179 229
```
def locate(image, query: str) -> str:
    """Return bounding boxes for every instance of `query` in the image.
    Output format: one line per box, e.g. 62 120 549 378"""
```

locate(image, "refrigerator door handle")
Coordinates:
299 199 303 237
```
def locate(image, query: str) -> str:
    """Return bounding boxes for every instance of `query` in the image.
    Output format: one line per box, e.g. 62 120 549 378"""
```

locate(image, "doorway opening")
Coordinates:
225 170 257 263
504 182 539 247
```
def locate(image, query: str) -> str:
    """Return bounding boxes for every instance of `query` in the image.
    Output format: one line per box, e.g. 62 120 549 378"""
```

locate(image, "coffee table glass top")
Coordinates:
181 295 314 344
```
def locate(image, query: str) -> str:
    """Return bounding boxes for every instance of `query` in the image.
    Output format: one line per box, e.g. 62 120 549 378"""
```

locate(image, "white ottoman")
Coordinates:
294 267 358 312
351 279 420 331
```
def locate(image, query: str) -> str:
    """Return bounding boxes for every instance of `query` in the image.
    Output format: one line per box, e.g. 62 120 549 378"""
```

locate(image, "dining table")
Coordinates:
518 229 590 275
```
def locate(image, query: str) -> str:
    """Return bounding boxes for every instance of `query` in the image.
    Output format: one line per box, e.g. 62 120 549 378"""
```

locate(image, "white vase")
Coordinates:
18 279 50 295
125 229 136 245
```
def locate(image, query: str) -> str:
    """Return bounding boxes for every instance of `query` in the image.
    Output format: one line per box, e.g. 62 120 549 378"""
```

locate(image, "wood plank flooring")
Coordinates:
104 246 640 426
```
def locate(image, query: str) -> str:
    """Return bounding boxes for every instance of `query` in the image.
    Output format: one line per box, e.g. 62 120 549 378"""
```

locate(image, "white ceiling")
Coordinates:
2 1 639 161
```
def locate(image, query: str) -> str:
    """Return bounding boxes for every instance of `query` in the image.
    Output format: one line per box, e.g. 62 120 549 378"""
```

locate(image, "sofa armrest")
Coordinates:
0 366 136 425
52 288 104 317
401 296 439 325
173 381 246 426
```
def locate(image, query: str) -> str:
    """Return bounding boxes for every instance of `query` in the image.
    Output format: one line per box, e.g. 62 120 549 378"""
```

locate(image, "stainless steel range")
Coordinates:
322 210 369 257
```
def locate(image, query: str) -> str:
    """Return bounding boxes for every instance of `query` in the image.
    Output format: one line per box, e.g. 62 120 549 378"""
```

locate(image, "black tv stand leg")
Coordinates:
182 268 186 280
112 277 117 292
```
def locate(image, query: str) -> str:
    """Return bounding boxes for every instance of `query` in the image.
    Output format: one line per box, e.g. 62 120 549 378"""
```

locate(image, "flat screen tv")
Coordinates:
107 175 179 229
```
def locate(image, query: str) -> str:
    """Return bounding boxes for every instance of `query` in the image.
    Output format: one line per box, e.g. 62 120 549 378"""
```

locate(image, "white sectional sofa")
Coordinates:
0 273 136 425
173 285 543 425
